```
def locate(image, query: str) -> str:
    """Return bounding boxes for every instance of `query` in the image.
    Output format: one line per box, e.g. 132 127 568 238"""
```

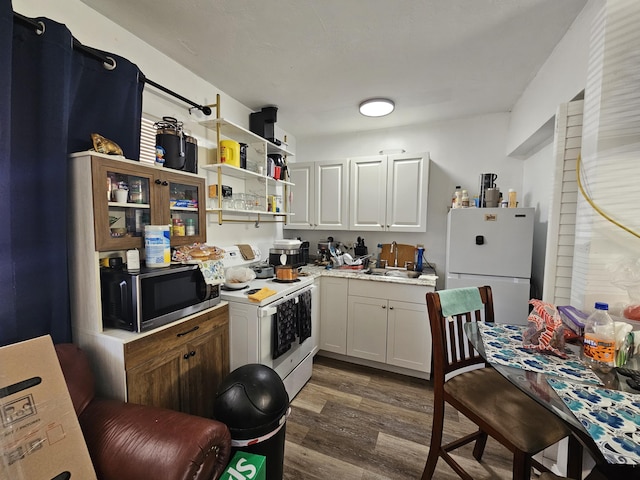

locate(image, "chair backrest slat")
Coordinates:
426 286 494 381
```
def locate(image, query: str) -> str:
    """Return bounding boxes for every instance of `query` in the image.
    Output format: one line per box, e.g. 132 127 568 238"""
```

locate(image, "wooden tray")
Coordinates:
379 243 416 268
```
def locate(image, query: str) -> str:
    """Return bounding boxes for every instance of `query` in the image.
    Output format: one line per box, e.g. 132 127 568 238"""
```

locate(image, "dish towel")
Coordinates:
273 299 298 359
439 287 483 317
248 287 277 302
298 290 312 343
198 260 225 285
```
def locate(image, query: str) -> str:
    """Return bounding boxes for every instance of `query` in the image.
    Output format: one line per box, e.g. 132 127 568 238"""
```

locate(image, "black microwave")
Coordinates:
100 264 220 332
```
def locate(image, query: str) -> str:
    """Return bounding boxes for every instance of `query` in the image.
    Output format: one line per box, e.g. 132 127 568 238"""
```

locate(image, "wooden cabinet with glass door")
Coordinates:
89 155 206 251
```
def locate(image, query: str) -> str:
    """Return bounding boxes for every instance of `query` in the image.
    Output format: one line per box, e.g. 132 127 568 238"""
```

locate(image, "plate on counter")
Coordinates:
223 281 250 290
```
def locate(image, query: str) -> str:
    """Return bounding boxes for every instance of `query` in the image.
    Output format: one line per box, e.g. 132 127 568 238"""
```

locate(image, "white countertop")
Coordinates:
299 264 438 287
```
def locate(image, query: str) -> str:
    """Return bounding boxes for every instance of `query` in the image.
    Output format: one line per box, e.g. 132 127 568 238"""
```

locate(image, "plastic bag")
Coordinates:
522 299 567 358
609 257 640 320
225 266 256 283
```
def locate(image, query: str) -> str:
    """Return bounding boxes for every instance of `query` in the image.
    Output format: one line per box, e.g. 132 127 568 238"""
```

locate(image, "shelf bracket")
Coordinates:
204 93 221 119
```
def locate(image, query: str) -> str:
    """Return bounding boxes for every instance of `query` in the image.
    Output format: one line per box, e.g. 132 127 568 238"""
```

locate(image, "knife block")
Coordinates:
354 246 368 256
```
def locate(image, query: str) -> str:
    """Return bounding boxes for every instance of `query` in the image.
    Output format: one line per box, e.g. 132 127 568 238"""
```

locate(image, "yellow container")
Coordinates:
219 140 240 167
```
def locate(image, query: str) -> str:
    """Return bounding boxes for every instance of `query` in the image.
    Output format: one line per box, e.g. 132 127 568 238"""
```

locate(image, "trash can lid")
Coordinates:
214 364 289 439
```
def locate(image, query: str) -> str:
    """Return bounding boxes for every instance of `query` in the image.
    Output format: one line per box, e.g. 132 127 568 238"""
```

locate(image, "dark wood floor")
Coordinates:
283 355 519 480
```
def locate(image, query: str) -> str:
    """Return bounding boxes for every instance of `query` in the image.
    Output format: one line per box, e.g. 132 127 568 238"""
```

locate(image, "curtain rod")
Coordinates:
13 12 213 116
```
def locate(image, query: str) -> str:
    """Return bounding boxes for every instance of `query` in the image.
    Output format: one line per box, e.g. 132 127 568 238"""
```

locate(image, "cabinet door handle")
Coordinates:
389 306 394 310
183 353 190 359
155 179 162 184
177 325 199 337
162 180 169 186
382 305 386 309
190 350 196 357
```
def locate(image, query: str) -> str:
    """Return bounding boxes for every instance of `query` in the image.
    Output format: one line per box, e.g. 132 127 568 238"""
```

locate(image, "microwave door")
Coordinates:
102 276 136 331
119 280 130 323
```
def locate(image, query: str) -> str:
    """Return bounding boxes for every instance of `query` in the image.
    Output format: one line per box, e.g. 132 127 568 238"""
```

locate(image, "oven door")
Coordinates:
228 283 317 369
258 283 317 396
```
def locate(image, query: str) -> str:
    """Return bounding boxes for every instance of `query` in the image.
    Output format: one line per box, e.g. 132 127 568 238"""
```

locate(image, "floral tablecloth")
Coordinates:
548 378 640 465
477 322 602 385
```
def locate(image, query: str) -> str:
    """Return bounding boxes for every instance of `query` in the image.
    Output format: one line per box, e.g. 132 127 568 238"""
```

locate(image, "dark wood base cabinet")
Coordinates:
124 305 229 418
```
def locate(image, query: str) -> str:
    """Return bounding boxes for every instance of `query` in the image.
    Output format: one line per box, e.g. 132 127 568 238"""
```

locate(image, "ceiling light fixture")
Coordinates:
359 98 395 117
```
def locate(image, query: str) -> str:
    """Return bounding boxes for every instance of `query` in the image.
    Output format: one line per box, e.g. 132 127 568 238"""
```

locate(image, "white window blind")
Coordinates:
139 116 156 165
543 100 583 306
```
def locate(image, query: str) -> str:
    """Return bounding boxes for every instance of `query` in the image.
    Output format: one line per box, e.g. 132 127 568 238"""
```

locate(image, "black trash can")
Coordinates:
214 364 290 480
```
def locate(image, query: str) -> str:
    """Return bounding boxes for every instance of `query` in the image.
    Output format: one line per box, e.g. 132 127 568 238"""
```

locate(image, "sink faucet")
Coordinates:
390 241 398 267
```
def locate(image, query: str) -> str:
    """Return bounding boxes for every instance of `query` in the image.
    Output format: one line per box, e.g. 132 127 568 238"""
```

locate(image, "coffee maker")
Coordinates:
478 173 497 207
317 237 337 265
249 106 280 145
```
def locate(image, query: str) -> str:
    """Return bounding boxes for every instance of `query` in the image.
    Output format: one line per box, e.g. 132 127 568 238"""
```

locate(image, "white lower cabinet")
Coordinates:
319 277 349 354
347 295 388 362
320 277 433 376
386 300 431 371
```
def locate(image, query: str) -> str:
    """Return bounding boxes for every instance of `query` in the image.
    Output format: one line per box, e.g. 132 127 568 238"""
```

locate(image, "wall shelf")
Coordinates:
200 163 294 186
199 95 294 225
199 117 294 158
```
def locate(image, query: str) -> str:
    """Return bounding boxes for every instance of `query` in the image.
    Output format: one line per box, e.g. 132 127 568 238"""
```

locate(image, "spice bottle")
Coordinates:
461 190 469 208
582 302 615 373
451 186 462 209
172 217 185 236
186 218 195 236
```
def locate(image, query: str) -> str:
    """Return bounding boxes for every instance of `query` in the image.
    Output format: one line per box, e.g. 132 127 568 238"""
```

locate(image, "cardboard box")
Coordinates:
0 336 96 479
170 199 198 208
220 451 266 480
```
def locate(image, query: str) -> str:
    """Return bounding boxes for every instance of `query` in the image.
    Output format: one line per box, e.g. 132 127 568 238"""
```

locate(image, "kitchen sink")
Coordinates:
366 268 422 278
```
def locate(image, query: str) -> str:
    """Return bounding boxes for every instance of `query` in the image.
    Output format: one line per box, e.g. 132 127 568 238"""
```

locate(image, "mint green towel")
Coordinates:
438 287 483 317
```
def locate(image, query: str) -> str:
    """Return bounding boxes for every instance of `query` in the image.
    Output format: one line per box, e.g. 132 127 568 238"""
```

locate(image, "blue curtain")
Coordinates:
0 0 143 346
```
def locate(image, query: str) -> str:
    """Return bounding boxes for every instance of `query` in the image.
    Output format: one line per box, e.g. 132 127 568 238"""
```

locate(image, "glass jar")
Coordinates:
172 217 185 236
186 218 195 236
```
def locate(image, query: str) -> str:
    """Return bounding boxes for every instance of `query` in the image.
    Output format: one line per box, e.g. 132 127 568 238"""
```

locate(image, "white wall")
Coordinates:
13 0 290 254
291 113 519 287
572 0 640 313
523 141 555 299
508 0 598 303
15 0 611 297
515 0 640 315
507 0 600 155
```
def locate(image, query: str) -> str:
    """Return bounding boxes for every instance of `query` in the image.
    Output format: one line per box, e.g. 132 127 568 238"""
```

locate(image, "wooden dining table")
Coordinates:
463 321 640 480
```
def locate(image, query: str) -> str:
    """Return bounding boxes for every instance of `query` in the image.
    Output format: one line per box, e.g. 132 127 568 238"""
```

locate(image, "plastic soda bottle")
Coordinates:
582 302 615 373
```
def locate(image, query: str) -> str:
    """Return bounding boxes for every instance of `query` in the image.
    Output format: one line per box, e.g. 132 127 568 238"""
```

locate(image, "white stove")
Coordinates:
220 245 318 400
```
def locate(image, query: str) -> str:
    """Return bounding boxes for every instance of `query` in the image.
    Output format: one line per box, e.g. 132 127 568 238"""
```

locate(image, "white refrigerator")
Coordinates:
445 207 535 325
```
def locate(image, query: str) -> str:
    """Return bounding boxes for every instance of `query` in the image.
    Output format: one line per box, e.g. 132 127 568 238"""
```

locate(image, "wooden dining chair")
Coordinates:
422 285 572 480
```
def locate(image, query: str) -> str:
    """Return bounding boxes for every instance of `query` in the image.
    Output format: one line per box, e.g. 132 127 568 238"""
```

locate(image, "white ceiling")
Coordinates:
78 0 587 138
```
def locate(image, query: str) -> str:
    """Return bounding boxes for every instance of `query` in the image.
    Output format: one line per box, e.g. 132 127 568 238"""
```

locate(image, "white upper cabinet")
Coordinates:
286 159 349 230
286 163 314 229
350 153 429 232
316 160 349 230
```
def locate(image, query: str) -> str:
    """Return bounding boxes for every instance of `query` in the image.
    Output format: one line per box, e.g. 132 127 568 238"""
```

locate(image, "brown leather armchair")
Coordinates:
55 343 232 480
